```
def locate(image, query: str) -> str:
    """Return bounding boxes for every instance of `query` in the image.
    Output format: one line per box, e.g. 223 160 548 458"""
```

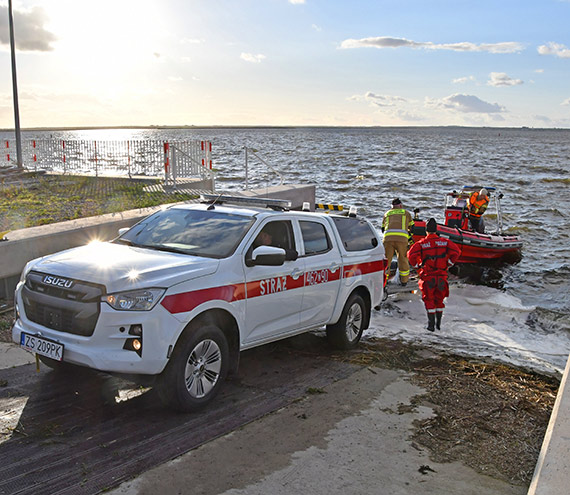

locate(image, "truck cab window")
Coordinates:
300 221 331 255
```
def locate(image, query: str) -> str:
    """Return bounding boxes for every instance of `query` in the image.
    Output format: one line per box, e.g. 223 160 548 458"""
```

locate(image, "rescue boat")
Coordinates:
411 186 523 264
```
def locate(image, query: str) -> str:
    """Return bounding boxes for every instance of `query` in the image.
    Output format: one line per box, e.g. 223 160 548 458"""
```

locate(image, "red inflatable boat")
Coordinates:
411 187 523 264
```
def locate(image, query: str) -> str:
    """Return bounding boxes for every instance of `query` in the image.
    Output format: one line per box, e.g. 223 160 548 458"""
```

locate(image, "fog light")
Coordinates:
123 336 143 357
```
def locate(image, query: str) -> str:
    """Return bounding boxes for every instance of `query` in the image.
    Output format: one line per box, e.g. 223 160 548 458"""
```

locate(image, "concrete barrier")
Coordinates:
0 184 315 300
527 353 570 495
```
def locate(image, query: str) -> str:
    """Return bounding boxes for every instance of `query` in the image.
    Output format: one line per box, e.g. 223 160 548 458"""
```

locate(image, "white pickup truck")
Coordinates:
13 195 386 411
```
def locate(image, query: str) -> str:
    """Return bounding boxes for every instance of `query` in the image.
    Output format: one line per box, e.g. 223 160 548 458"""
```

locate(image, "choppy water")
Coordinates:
3 126 569 373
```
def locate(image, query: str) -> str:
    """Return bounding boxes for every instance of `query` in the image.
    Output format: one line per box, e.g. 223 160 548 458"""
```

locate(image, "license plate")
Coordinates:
20 332 64 361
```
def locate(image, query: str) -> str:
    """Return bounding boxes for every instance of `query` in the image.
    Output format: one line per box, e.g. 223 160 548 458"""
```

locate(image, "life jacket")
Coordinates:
382 208 414 240
469 192 489 218
407 233 461 279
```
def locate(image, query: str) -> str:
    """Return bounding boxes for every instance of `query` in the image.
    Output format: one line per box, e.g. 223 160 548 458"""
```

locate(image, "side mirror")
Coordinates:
246 246 287 267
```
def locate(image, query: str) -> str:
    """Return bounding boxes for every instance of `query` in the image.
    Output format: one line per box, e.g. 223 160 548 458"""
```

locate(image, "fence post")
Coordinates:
244 145 249 190
94 140 98 177
127 140 131 178
62 140 66 174
207 141 212 169
172 147 177 189
163 142 170 185
32 140 37 171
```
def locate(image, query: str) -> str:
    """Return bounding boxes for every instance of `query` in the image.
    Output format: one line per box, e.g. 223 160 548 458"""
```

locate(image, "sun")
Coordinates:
43 0 166 93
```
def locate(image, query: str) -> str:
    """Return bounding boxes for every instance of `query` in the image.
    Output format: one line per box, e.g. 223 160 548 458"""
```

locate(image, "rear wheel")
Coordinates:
326 293 366 350
158 323 229 412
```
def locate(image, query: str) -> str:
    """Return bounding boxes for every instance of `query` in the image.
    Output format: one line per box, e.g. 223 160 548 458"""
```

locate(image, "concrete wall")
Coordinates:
0 184 315 300
527 354 570 495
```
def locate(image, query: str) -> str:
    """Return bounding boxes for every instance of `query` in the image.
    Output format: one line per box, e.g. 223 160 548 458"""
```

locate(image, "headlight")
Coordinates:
105 288 165 311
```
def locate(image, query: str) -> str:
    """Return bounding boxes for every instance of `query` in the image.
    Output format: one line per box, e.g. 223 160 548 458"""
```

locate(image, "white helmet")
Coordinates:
479 188 488 197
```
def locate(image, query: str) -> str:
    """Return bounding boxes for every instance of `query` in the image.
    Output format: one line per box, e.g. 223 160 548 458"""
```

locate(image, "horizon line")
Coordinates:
1 124 569 132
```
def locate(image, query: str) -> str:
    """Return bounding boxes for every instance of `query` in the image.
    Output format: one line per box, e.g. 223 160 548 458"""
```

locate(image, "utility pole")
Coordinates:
8 0 23 169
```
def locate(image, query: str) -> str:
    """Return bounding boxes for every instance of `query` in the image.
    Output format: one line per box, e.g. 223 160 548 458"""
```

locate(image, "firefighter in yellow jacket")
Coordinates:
382 198 414 285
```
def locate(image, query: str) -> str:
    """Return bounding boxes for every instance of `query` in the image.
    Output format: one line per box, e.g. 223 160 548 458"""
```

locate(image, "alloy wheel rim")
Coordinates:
184 339 222 399
346 303 363 341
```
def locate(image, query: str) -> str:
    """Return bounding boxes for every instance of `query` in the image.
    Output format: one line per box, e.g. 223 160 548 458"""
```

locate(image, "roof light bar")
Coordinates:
200 194 291 211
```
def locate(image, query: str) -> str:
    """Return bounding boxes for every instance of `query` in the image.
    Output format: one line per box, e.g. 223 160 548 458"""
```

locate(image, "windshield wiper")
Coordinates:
137 244 190 255
114 238 135 246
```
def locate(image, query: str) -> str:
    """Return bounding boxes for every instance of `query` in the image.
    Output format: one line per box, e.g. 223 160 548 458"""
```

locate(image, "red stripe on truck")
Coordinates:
161 260 385 314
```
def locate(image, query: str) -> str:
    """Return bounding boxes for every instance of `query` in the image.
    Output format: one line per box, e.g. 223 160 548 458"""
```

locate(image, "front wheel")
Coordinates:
326 293 367 350
157 323 229 412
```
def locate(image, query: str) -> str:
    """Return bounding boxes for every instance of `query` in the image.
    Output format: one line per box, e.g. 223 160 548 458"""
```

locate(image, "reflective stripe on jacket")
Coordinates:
382 208 414 239
469 192 489 218
407 233 461 279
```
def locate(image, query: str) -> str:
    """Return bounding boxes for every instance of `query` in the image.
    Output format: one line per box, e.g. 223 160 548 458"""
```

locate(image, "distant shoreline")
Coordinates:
1 125 569 132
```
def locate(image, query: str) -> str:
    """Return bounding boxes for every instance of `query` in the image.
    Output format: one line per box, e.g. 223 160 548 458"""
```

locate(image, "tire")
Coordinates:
326 293 366 350
158 323 229 412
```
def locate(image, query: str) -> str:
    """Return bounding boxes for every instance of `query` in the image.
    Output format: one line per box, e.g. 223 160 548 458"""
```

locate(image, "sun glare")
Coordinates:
45 0 165 92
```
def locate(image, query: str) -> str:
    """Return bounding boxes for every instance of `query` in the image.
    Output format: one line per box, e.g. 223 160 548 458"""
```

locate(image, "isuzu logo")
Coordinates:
42 275 74 289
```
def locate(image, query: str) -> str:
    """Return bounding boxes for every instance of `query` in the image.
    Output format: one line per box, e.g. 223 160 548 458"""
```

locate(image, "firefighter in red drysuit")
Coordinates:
407 218 461 332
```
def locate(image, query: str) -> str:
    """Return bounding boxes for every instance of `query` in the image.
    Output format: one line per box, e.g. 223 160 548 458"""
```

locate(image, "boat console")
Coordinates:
444 192 470 229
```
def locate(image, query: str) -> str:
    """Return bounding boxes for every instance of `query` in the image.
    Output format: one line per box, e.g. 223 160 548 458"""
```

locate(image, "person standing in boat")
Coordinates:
382 198 414 285
407 218 461 332
468 188 489 233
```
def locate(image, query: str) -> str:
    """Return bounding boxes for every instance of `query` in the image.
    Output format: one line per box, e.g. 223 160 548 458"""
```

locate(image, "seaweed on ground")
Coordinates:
332 337 558 485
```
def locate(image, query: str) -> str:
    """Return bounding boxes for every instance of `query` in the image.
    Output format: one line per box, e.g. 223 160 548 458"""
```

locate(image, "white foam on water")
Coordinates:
367 284 570 376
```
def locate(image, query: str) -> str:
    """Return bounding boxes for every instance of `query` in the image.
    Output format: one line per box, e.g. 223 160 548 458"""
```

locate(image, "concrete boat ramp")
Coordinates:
0 335 532 495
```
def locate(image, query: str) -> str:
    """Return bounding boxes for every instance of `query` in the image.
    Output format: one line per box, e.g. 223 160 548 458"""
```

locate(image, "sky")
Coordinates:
0 0 569 128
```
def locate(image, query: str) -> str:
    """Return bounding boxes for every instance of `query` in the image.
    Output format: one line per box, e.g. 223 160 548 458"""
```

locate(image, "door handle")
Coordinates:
291 268 304 280
329 263 340 273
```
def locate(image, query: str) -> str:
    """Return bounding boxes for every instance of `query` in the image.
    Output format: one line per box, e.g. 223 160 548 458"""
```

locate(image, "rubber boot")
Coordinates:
435 312 443 330
427 313 436 332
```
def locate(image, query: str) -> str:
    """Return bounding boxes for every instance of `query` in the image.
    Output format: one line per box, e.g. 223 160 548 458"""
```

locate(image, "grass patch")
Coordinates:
0 174 199 232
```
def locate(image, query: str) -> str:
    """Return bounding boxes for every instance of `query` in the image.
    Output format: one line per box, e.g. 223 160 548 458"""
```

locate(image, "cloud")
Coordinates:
487 72 523 87
562 98 570 106
426 94 506 114
394 109 426 122
311 24 322 32
349 92 408 107
240 52 266 63
339 36 524 54
0 5 57 51
289 0 306 4
452 76 476 84
534 115 552 123
538 42 570 59
534 69 544 73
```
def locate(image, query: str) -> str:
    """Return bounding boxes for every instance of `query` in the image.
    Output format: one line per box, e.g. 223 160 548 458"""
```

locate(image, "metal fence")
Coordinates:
2 139 214 183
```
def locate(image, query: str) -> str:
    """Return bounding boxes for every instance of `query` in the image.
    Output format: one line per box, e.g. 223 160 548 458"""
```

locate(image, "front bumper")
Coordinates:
13 294 183 376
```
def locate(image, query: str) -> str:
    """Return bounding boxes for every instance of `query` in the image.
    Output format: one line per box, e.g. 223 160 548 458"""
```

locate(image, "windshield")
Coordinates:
116 208 255 258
